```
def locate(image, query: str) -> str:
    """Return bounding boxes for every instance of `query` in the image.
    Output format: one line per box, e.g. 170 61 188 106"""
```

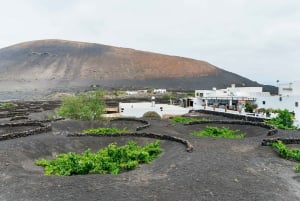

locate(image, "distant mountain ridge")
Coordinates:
0 39 276 93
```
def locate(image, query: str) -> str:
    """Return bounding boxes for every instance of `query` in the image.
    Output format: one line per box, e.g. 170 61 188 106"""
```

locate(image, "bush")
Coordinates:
193 126 245 139
143 111 161 119
272 140 300 171
245 103 257 113
56 90 105 120
266 109 295 130
161 93 176 101
170 116 209 124
83 127 130 134
0 102 17 109
35 140 162 176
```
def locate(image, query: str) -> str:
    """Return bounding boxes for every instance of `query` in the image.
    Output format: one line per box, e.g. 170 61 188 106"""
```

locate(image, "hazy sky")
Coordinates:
0 0 299 85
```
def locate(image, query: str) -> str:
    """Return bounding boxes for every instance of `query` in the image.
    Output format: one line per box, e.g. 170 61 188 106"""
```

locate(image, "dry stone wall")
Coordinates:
111 117 151 131
0 121 51 141
185 120 278 136
68 132 194 152
192 109 266 122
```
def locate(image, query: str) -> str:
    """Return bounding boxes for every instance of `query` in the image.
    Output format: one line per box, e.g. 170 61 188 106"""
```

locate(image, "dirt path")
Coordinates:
0 118 300 201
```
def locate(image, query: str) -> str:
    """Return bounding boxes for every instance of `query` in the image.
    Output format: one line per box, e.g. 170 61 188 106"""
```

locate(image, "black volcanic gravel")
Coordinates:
0 117 300 201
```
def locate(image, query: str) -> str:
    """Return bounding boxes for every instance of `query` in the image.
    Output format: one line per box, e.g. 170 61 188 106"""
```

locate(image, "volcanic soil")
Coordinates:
1 113 300 201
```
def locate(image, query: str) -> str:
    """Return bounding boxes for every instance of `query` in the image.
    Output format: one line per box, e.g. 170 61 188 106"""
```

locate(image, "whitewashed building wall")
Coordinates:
279 81 300 96
255 96 299 111
119 102 189 118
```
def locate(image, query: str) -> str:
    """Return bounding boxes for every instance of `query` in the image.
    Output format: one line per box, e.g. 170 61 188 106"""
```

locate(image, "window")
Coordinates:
296 102 299 107
262 101 266 105
282 88 292 91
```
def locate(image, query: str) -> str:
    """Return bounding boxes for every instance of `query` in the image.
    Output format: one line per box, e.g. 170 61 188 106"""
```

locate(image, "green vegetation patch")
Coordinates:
265 109 296 130
56 90 105 120
245 103 257 113
272 140 300 171
170 116 209 124
0 102 17 109
83 127 130 134
193 126 245 139
36 140 162 176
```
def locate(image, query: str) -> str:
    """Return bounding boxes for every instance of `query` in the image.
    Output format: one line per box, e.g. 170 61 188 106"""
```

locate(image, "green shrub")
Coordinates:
294 164 300 171
271 109 282 114
265 109 295 130
36 140 162 176
160 93 176 101
170 116 209 124
83 127 130 134
0 102 17 109
56 90 105 120
143 111 161 119
272 140 300 171
245 103 257 113
193 126 245 139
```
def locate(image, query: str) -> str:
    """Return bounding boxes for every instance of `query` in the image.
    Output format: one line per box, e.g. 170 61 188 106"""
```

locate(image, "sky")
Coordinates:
0 0 299 85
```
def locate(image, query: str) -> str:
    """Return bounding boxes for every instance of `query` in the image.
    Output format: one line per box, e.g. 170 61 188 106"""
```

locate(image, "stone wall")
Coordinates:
192 109 266 122
68 132 194 152
0 100 61 118
185 120 278 136
0 121 51 141
111 117 151 131
262 138 300 146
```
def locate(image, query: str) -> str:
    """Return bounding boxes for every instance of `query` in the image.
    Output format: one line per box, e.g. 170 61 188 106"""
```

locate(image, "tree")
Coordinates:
56 90 106 120
245 102 257 113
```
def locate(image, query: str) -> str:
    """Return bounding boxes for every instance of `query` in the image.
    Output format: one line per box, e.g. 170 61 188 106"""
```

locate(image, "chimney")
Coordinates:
151 96 155 107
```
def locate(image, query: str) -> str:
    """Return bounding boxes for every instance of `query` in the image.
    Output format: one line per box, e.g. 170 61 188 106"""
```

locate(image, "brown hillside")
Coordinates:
0 39 276 93
0 39 218 81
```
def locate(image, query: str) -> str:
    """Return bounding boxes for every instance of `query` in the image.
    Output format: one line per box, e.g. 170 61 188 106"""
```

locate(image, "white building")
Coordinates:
126 90 147 95
193 82 300 127
194 84 267 110
153 89 167 94
256 81 300 127
126 91 138 95
119 102 189 118
279 81 300 96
